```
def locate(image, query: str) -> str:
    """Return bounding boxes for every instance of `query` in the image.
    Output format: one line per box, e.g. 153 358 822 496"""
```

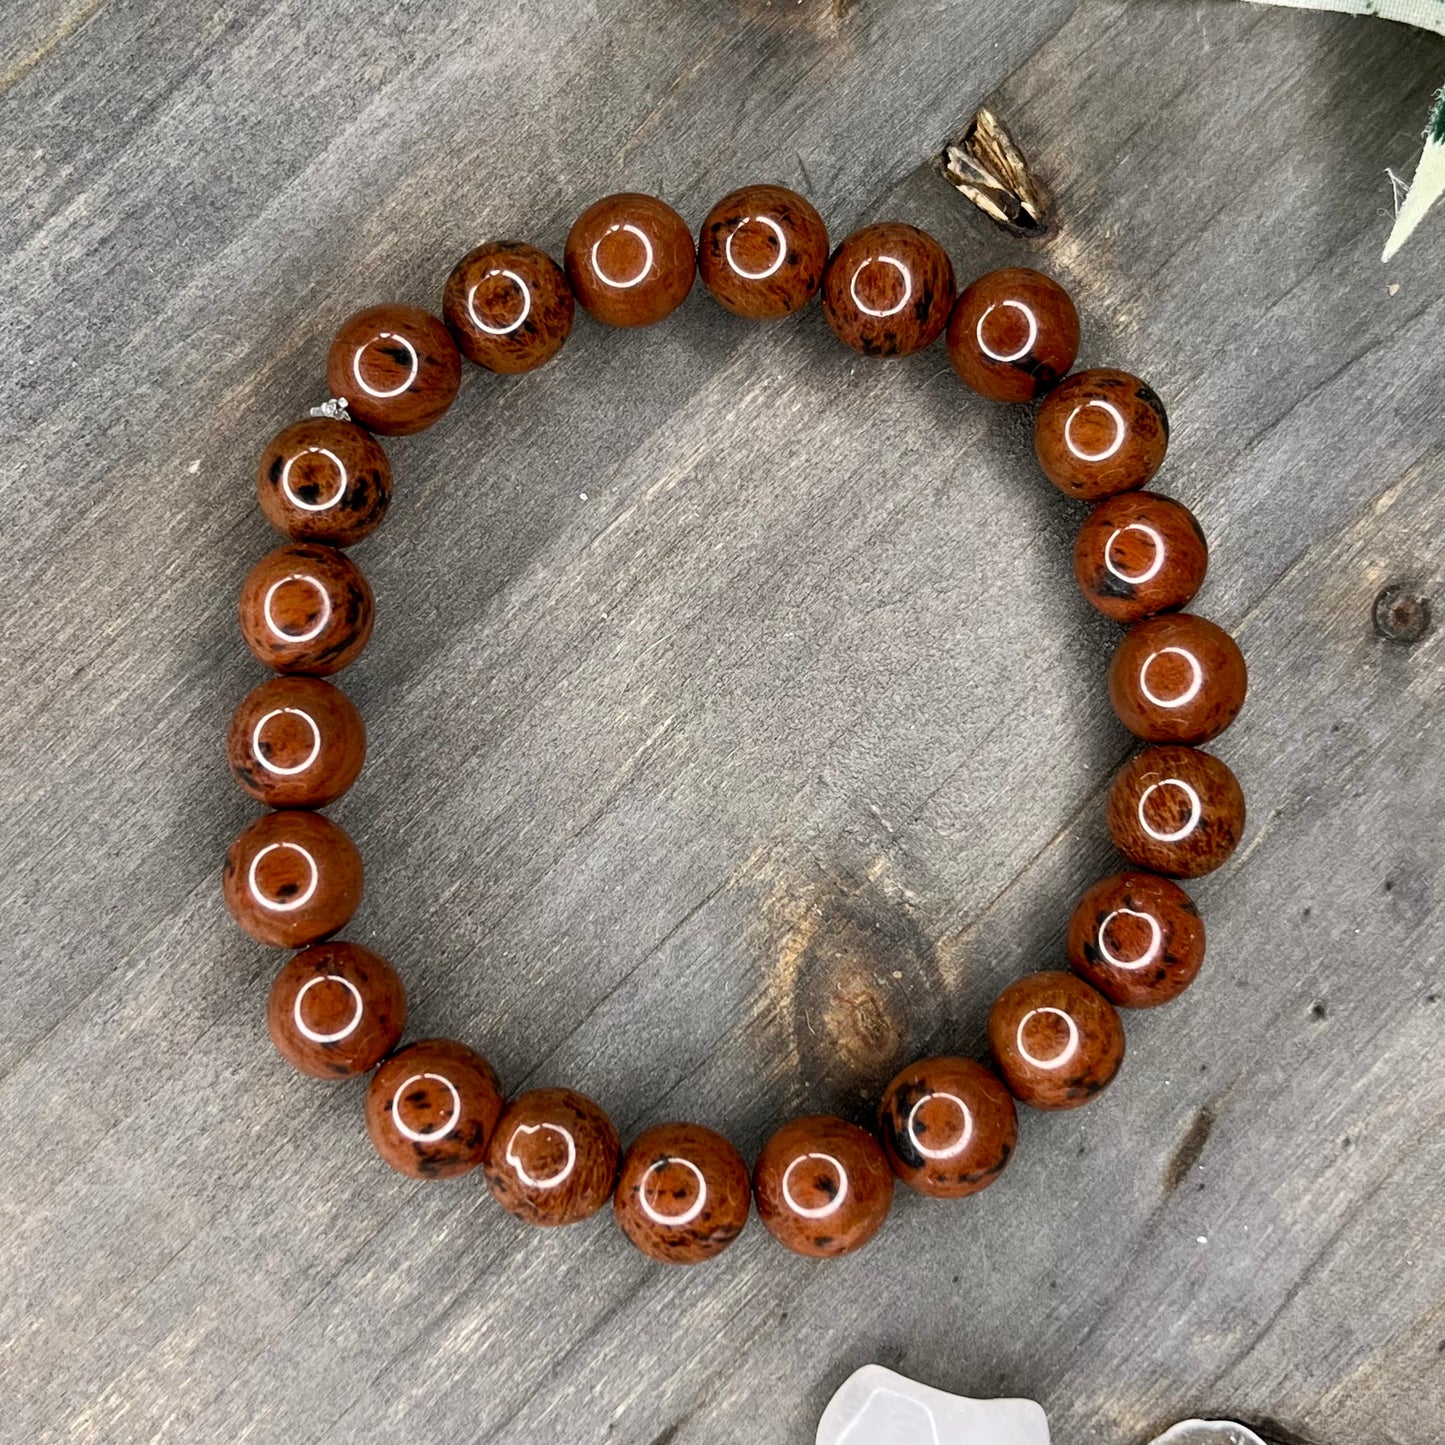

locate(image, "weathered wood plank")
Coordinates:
1 1 1442 1443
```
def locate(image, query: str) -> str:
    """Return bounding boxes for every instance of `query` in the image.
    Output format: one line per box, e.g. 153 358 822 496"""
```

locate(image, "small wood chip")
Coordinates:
934 108 1051 236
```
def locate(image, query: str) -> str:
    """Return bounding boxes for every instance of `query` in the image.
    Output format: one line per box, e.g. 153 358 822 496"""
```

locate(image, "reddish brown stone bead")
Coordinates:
753 1115 893 1258
1074 491 1209 623
442 241 574 373
227 675 365 809
238 543 374 677
483 1088 620 1227
1107 745 1246 878
1108 613 1247 745
1034 368 1169 499
987 971 1125 1111
222 809 363 949
697 184 829 320
365 1038 504 1180
326 304 461 436
255 418 392 548
613 1121 750 1265
564 193 695 328
1067 871 1206 1009
877 1056 1018 1199
823 222 955 357
945 267 1079 402
266 941 406 1078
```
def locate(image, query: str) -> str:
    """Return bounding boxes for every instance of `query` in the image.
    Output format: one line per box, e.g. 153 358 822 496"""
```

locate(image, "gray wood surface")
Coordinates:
2 1 1442 1442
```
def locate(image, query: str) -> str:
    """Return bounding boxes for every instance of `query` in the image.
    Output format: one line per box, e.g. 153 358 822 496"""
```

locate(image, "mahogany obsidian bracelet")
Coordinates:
224 184 1248 1264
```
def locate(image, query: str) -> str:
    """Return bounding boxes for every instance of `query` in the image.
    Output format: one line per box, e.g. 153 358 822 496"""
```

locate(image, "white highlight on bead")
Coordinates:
293 974 364 1043
638 1157 707 1226
352 332 419 399
1140 646 1204 709
1105 522 1167 585
247 841 319 913
251 707 322 776
905 1091 974 1161
391 1073 462 1144
1097 908 1164 971
724 216 787 280
1015 1006 1080 1071
781 1151 850 1220
280 446 348 512
850 256 912 318
1064 399 1127 462
1139 779 1203 842
504 1122 577 1190
975 299 1038 363
467 269 532 335
263 575 331 644
591 224 654 289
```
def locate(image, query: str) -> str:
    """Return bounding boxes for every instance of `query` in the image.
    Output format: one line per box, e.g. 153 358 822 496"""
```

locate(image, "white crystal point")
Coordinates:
1148 1424 1269 1445
816 1364 1050 1445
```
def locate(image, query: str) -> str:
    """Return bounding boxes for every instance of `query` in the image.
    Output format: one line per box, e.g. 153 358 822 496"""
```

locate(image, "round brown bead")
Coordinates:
227 675 365 809
1108 613 1247 745
1034 368 1169 499
987 971 1125 1111
1067 871 1205 1008
365 1038 504 1180
1106 745 1246 878
877 1056 1018 1199
697 184 829 320
753 1115 893 1258
483 1088 620 1227
1074 491 1209 623
238 543 374 676
442 241 575 373
823 222 955 357
266 941 406 1078
613 1121 750 1265
255 418 392 548
945 267 1079 402
564 193 695 328
222 809 363 949
326 304 461 436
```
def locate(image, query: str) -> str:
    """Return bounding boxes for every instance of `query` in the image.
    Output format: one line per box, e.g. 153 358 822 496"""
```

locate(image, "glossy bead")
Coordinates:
877 1057 1017 1199
222 809 362 948
1108 613 1247 744
945 267 1079 402
365 1038 504 1179
987 971 1125 1110
255 418 392 548
823 222 956 357
483 1088 620 1227
697 184 829 320
1034 368 1169 499
753 1115 893 1258
325 304 461 435
1106 745 1246 878
226 675 365 809
442 241 574 373
613 1121 750 1265
266 941 406 1078
1067 871 1205 1008
1074 491 1209 622
238 543 374 676
564 193 695 328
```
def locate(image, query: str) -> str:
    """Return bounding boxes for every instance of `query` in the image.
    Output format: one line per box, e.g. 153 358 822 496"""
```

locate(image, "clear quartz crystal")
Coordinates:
816 1366 1049 1445
1148 1425 1271 1445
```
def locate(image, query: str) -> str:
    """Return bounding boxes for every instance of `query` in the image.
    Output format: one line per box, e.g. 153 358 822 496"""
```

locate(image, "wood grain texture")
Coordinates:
1 2 1442 1442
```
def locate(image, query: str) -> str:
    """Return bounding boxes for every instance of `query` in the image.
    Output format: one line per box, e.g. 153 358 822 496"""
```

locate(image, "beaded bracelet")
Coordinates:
223 184 1247 1265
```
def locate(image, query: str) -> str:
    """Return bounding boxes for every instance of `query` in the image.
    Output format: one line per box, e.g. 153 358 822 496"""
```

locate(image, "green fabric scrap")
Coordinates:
1246 0 1444 259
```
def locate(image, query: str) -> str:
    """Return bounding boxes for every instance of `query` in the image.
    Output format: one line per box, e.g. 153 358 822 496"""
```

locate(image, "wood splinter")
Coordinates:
934 107 1051 236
